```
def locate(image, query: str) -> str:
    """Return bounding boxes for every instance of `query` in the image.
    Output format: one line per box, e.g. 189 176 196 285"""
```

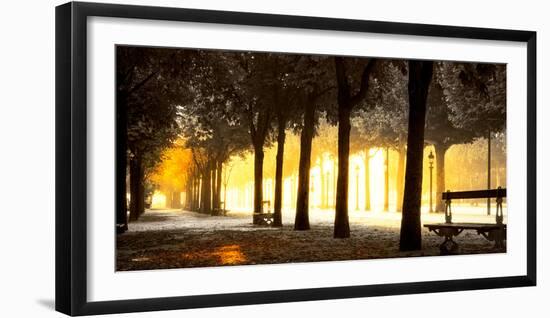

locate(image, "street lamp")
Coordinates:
355 165 360 211
428 151 435 213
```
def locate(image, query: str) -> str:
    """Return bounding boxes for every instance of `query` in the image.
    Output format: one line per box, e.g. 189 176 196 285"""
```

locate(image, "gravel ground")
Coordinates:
116 207 506 271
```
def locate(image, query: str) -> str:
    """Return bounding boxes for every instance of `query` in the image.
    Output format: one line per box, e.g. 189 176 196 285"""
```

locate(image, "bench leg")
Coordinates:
491 229 506 249
478 228 506 250
431 228 461 255
439 235 459 255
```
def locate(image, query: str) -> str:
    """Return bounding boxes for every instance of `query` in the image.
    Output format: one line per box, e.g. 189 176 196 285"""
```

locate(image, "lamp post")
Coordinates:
428 151 434 213
355 165 360 211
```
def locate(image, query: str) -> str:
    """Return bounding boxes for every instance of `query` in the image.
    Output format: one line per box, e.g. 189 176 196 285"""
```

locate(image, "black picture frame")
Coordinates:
55 1 537 316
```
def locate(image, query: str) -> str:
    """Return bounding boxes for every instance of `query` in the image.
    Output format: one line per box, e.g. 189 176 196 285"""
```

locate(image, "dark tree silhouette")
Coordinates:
294 95 316 230
429 62 506 211
353 60 408 212
292 56 334 230
117 47 186 224
399 60 433 251
333 57 377 238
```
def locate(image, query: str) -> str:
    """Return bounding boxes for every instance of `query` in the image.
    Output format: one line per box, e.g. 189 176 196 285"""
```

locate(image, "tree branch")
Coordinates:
129 70 159 95
351 59 377 107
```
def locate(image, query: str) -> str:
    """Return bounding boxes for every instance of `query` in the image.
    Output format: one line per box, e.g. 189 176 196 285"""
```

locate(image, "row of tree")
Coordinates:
116 46 505 250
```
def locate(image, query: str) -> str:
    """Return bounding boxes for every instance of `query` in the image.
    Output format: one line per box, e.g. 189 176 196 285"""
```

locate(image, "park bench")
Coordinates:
212 201 228 216
424 187 506 255
253 200 274 226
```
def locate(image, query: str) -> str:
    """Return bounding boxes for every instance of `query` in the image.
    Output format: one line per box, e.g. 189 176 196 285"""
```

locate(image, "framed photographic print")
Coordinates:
55 1 536 316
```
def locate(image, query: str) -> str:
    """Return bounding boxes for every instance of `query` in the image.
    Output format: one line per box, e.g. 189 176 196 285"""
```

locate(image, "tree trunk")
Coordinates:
274 117 286 227
201 164 212 214
253 144 264 224
192 178 196 211
333 158 337 208
334 105 351 238
215 160 223 213
399 60 433 251
333 56 378 237
487 132 491 215
396 143 406 212
384 146 390 212
211 167 217 211
116 91 128 233
294 100 315 231
186 178 193 210
165 192 172 209
129 151 144 221
194 178 200 211
364 148 371 211
320 155 326 209
138 173 145 216
434 143 448 212
209 161 216 215
172 191 181 209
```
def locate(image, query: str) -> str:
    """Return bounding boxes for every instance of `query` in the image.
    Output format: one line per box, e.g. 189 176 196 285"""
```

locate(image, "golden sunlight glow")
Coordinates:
214 245 247 265
180 244 247 265
149 132 505 215
151 190 166 209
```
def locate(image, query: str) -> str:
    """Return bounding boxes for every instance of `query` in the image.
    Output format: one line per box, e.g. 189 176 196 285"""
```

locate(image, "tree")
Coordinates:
117 47 189 225
178 50 251 215
291 56 335 231
436 62 506 213
354 60 408 212
425 78 476 211
332 57 377 238
312 119 338 209
220 52 278 224
269 57 303 227
399 60 433 251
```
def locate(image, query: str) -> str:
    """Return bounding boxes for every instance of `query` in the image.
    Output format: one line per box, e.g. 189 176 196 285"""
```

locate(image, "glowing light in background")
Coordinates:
150 190 166 209
147 132 506 217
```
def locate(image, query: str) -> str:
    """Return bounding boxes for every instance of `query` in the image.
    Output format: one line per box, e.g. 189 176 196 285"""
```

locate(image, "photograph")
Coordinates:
115 46 507 271
0 0 543 317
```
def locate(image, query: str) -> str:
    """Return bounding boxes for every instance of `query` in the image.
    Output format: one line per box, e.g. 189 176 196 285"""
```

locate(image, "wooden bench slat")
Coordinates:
442 188 506 200
424 223 506 230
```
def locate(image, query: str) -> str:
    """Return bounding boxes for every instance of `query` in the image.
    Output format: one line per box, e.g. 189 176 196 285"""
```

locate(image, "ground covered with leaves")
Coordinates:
116 208 505 271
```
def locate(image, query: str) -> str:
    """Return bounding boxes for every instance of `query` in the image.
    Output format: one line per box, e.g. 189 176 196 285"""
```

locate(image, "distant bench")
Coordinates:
424 188 506 255
253 200 274 226
211 201 228 216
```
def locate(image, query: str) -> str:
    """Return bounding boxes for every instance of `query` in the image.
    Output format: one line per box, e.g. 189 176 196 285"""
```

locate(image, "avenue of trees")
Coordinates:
116 46 506 251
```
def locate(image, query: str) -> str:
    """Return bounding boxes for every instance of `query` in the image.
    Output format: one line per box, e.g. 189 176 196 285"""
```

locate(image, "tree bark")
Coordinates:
116 91 128 233
172 191 181 209
215 160 223 213
274 116 286 227
294 99 315 231
129 151 144 221
334 105 351 238
384 147 390 212
434 143 448 212
320 155 326 209
201 164 212 214
487 132 491 215
194 177 200 211
165 191 172 209
186 178 193 210
396 143 406 212
333 57 376 238
211 166 217 211
399 60 433 251
253 143 264 224
364 148 371 211
333 158 337 208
